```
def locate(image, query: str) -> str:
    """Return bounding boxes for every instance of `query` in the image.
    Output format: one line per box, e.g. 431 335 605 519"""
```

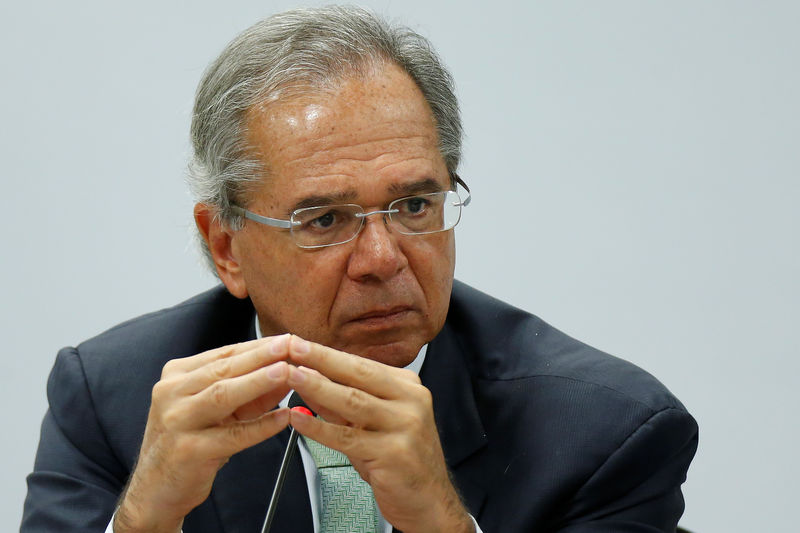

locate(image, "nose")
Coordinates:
346 212 408 282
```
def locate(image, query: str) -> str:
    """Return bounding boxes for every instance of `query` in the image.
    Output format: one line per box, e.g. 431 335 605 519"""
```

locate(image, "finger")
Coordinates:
178 335 291 395
188 361 291 426
162 338 267 376
289 407 376 459
287 365 392 430
285 368 350 425
233 385 293 421
201 407 292 458
164 334 289 377
288 336 419 399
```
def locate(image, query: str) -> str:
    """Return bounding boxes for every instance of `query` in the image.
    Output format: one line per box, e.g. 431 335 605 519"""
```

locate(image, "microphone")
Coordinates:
260 392 314 533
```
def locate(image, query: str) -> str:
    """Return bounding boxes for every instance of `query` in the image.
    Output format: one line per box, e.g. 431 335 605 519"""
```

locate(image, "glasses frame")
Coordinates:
230 174 471 249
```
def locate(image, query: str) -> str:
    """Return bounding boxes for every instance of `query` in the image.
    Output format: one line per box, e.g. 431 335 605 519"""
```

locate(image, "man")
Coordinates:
22 6 697 533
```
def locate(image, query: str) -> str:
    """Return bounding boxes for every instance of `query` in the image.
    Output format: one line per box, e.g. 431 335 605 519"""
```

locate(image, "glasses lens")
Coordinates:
291 204 363 248
390 191 462 235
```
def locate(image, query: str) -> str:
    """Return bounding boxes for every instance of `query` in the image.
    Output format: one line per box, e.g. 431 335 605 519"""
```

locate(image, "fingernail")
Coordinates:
274 408 290 424
270 334 289 355
288 366 307 385
289 407 311 429
267 361 287 379
292 337 311 355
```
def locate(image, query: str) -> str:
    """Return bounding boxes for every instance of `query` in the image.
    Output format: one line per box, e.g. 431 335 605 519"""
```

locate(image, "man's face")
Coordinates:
215 64 456 367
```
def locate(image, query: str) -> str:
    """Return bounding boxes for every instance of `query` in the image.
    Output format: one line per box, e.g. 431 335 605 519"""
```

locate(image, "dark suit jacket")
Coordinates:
22 281 697 532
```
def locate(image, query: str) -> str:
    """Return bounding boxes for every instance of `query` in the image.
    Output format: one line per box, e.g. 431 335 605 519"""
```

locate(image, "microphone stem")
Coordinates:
261 427 300 533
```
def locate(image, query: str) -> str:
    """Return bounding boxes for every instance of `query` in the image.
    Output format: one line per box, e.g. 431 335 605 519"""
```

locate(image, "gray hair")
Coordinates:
187 5 462 271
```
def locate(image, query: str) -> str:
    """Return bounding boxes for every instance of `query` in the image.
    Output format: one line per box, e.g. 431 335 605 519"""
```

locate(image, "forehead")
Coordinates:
243 64 448 207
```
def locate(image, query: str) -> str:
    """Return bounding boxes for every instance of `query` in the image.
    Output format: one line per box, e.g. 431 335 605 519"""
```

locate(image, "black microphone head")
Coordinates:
288 391 314 415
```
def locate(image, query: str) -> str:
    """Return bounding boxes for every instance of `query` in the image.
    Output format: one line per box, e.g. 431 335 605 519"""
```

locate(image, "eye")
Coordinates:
399 196 430 215
309 211 337 229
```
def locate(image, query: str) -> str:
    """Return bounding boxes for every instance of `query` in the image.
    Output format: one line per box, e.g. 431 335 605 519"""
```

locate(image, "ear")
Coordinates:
194 203 249 299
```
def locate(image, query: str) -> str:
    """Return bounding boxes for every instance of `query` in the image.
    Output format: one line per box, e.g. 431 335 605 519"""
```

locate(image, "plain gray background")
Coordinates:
2 1 798 531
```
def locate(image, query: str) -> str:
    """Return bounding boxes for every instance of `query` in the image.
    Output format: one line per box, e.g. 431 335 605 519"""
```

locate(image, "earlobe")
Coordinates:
193 203 249 298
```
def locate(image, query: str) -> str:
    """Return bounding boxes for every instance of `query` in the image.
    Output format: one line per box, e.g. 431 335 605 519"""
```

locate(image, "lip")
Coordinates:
347 306 414 327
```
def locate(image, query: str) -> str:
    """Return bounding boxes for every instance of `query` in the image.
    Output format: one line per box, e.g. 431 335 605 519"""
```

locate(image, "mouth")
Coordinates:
347 306 415 327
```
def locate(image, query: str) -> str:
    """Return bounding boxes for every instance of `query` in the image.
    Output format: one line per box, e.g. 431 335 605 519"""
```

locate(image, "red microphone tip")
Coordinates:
291 406 313 417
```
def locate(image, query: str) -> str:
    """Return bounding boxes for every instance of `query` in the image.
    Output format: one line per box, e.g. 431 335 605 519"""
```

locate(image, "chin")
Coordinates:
348 338 423 368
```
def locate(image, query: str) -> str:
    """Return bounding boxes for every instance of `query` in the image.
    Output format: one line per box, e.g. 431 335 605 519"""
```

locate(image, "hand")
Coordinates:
285 336 474 533
114 335 293 533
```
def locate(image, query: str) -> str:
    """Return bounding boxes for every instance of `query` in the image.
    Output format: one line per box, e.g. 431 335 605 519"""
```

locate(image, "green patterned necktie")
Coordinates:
302 436 381 533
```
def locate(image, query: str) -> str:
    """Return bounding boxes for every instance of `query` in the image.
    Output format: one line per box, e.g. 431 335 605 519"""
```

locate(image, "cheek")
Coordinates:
241 237 348 307
428 231 456 273
437 237 456 301
407 233 456 297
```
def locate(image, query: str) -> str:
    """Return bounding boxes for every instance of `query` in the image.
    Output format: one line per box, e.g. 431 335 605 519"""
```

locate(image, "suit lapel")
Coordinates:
422 319 489 520
210 426 314 533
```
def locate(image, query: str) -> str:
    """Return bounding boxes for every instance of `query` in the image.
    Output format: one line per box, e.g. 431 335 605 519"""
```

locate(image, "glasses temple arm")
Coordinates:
230 205 297 229
453 174 472 207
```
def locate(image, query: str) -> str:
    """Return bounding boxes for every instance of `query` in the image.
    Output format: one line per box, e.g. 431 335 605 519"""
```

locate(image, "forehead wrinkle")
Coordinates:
280 132 435 170
372 154 441 174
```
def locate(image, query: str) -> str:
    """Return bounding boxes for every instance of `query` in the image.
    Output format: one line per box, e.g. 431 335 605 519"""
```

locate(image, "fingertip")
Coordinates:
269 334 290 355
266 361 288 379
289 335 311 356
272 406 291 425
289 406 313 429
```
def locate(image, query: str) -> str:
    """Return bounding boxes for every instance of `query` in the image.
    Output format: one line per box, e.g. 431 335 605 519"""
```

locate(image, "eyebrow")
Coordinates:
388 178 445 197
289 177 446 213
291 190 359 211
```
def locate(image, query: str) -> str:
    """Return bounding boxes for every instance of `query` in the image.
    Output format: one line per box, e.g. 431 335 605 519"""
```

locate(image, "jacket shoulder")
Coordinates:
448 280 684 413
70 283 255 417
442 282 697 530
47 286 255 466
77 285 254 365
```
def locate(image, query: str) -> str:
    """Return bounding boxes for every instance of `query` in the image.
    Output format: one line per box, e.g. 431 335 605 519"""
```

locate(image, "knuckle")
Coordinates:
225 419 270 448
412 384 433 409
209 358 233 380
207 381 229 407
398 368 421 384
151 379 170 403
218 345 237 358
226 422 249 443
344 388 367 413
161 358 181 378
352 358 376 381
338 424 358 451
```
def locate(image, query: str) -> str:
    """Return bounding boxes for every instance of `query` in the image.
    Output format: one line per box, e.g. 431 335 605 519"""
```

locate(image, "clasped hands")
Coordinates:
114 334 472 533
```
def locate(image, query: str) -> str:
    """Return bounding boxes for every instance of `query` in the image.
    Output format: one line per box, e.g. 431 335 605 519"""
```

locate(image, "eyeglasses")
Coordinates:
231 175 471 249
